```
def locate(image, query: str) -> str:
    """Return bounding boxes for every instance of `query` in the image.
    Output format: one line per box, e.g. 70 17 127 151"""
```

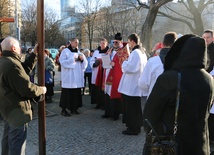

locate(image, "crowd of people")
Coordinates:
56 31 214 154
1 29 214 154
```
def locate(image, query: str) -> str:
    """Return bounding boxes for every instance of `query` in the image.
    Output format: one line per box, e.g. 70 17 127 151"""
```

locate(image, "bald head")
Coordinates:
1 37 21 54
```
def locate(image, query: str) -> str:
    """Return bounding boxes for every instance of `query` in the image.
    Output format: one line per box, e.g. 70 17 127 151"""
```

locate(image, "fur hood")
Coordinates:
164 34 207 71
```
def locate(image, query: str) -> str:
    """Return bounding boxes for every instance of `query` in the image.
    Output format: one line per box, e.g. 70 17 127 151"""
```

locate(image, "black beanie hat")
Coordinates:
114 33 122 41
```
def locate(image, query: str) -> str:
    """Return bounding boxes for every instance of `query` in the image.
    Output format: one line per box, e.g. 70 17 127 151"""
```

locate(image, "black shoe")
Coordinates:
112 117 119 121
46 96 52 103
101 106 105 110
95 105 101 109
73 110 80 115
46 99 52 103
61 110 71 117
101 114 110 118
122 129 140 135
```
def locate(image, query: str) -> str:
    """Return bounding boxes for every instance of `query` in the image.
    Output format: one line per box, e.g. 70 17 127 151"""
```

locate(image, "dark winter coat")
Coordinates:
0 51 45 127
143 36 214 155
206 42 214 72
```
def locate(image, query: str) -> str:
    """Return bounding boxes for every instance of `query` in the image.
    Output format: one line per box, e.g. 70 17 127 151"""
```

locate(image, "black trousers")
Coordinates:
104 96 122 119
45 83 54 97
122 94 143 131
91 84 97 104
59 88 82 111
104 94 111 116
97 88 105 108
90 84 105 108
110 98 122 119
209 113 214 141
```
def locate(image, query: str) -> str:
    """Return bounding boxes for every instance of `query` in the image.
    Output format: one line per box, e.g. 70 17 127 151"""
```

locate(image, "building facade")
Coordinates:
80 1 214 51
58 0 214 51
60 0 75 19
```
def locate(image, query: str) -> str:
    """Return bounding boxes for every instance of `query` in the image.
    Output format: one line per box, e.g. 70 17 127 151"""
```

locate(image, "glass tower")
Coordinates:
60 0 75 19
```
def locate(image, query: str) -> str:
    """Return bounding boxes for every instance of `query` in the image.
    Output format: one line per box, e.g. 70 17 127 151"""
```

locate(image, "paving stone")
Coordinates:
0 68 213 154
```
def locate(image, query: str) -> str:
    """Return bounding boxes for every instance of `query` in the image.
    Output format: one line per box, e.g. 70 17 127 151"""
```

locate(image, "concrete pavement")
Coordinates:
0 70 146 155
0 68 213 155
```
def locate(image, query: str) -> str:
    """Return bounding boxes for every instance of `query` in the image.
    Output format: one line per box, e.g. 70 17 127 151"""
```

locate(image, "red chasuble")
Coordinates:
106 43 130 99
95 58 103 90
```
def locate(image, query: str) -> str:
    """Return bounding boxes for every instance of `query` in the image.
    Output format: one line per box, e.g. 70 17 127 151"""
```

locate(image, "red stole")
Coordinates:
95 58 103 90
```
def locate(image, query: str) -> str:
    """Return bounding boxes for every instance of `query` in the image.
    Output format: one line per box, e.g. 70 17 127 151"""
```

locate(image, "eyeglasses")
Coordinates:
113 41 119 44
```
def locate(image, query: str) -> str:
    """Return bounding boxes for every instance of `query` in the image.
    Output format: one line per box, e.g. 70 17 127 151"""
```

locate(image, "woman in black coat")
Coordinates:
143 34 214 155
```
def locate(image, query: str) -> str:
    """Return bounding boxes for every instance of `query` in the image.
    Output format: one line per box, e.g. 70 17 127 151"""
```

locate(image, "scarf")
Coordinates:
67 44 78 53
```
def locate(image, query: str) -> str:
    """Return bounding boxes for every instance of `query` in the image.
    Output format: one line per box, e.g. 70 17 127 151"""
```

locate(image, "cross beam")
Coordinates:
0 17 15 22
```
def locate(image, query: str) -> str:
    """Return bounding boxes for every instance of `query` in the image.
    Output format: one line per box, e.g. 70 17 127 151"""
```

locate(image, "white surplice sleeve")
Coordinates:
121 50 140 74
59 48 76 69
138 59 152 96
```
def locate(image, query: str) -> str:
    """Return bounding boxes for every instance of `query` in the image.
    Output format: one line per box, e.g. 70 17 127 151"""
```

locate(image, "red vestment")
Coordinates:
95 58 103 90
106 43 130 99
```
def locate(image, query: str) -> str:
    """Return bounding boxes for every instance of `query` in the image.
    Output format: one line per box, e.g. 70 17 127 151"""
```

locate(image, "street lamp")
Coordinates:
15 0 20 40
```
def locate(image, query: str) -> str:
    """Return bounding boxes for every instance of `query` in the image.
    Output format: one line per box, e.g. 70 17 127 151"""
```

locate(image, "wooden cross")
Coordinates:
0 17 14 22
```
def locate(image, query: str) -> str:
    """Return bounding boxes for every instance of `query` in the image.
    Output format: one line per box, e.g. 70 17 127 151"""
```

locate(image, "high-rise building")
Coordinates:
111 0 138 6
59 0 82 43
60 0 75 19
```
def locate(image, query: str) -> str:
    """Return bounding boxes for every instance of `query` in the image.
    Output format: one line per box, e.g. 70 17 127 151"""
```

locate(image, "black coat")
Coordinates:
206 42 214 73
143 36 214 155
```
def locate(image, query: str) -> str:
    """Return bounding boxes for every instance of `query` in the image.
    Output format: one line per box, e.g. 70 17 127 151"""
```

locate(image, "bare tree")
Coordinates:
44 9 65 48
109 8 136 39
21 0 37 47
94 7 112 42
75 0 107 50
158 0 214 35
135 0 173 52
95 3 142 44
21 0 65 48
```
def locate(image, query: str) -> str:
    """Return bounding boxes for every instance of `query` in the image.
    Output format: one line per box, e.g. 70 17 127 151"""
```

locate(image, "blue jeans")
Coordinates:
1 120 27 155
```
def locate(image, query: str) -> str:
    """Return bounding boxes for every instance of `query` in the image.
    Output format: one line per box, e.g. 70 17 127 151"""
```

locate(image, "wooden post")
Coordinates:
37 0 46 154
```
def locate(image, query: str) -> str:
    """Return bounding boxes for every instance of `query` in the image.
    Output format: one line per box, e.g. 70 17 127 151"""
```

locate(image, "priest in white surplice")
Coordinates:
118 33 147 135
59 38 87 116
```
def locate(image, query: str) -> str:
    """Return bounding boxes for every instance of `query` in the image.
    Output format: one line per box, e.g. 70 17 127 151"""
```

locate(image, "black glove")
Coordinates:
31 94 45 103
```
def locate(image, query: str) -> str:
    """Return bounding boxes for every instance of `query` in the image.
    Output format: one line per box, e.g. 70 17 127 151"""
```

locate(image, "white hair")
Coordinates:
1 36 20 51
83 49 90 56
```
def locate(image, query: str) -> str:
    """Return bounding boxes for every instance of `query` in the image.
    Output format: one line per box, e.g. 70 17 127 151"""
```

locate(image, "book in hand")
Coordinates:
101 54 112 69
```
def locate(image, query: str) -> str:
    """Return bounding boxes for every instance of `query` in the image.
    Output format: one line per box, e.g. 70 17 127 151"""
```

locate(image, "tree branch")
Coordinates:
200 0 214 11
179 0 191 12
162 5 192 20
157 11 195 32
136 0 149 9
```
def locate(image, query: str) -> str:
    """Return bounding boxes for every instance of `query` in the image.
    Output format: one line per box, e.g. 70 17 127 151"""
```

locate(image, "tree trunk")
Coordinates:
192 11 204 36
141 7 158 53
